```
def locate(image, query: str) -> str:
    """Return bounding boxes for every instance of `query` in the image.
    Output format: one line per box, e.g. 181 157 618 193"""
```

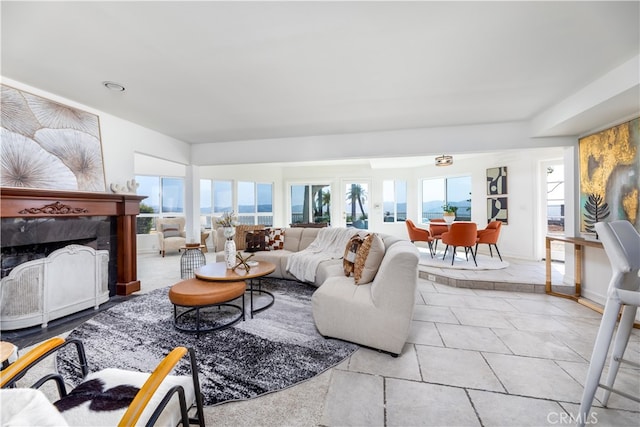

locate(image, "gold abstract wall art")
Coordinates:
0 84 106 192
579 118 639 234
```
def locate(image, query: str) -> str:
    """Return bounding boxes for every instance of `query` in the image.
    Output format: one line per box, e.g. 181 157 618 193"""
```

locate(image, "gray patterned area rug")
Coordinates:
56 279 358 406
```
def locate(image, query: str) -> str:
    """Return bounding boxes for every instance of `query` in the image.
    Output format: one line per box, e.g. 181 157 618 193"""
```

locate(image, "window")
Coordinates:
383 180 407 222
446 176 471 221
213 181 232 213
200 179 212 227
161 178 184 213
344 182 369 229
201 180 272 227
422 178 445 222
136 176 160 213
199 179 233 228
546 165 565 233
135 175 185 233
422 176 471 222
238 181 273 226
290 184 331 225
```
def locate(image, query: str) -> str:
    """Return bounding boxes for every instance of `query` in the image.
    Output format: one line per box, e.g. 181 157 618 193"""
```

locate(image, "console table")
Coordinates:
546 235 640 330
545 235 603 307
545 235 602 299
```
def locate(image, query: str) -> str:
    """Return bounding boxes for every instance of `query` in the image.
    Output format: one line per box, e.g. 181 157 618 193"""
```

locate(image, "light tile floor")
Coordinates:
317 279 640 426
12 252 639 426
140 251 638 426
137 248 635 427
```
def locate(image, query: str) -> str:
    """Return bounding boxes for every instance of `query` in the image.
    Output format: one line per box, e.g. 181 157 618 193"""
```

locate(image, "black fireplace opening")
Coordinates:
1 216 118 296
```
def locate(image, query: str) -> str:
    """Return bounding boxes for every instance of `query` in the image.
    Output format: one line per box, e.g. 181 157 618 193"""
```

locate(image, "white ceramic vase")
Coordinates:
224 239 236 269
443 214 455 224
223 227 236 240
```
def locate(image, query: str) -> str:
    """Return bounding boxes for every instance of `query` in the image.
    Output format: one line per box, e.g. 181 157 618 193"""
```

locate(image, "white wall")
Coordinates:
134 153 187 176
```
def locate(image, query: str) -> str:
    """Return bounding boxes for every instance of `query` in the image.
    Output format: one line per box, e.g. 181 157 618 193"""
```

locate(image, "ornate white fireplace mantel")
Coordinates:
0 244 109 330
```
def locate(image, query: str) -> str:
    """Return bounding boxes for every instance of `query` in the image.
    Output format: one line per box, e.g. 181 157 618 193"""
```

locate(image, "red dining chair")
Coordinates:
406 219 434 257
429 218 449 253
475 220 503 261
441 222 478 266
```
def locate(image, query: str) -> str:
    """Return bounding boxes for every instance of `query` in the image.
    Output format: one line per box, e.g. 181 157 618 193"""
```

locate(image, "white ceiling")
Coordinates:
2 1 639 146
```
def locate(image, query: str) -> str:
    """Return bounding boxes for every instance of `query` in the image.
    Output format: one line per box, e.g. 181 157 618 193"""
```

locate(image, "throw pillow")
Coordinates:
161 224 180 238
245 230 268 252
234 225 265 250
354 233 385 285
343 234 364 277
266 228 285 250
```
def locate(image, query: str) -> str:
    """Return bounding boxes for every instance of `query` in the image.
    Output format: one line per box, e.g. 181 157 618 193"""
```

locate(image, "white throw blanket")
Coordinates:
286 227 359 283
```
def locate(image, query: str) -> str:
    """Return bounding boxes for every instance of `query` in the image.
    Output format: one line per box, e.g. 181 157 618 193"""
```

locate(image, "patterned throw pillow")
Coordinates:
245 230 268 252
161 224 180 238
266 228 285 250
354 233 385 285
343 234 364 277
234 225 265 250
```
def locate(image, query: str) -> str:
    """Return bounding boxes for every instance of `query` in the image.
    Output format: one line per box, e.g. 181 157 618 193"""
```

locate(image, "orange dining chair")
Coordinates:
406 219 434 257
429 218 449 253
441 222 478 266
475 220 503 261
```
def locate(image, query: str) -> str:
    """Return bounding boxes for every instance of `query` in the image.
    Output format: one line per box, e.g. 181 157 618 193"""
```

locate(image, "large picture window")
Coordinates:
422 176 471 222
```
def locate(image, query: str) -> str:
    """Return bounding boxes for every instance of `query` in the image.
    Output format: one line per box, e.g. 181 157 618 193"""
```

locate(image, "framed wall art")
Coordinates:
486 166 507 195
0 84 106 192
487 197 508 224
579 118 639 234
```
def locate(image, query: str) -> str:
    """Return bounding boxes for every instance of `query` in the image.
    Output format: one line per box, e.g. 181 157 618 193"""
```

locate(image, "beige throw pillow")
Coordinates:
354 233 385 285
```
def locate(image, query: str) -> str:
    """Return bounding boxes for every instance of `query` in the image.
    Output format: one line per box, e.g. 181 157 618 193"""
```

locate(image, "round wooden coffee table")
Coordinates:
195 261 276 318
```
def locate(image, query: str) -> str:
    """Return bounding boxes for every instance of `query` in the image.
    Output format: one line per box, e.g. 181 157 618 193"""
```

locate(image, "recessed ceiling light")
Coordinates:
102 81 125 92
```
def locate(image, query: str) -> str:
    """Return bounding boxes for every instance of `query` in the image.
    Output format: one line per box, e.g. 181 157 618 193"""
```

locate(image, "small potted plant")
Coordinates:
442 204 458 224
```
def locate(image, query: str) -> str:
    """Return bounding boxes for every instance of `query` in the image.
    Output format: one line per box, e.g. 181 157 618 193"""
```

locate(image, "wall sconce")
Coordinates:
435 154 453 166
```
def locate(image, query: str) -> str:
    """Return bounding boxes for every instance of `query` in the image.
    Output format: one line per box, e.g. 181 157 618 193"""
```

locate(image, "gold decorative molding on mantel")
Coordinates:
18 201 89 215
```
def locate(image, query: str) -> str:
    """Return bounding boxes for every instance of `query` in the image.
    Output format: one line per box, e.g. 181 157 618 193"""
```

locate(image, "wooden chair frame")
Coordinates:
1 337 205 427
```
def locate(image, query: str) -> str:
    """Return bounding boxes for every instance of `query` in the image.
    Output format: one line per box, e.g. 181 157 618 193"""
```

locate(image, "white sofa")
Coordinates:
213 226 419 355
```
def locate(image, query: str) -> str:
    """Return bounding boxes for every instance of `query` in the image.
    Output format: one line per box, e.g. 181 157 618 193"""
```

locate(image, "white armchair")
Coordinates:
156 217 186 257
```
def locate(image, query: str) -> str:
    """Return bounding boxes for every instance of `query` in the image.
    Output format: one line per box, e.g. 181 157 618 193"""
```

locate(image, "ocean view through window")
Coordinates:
422 176 471 222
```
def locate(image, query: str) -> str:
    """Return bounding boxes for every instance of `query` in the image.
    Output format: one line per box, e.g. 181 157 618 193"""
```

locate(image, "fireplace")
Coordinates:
0 187 145 296
1 217 115 282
